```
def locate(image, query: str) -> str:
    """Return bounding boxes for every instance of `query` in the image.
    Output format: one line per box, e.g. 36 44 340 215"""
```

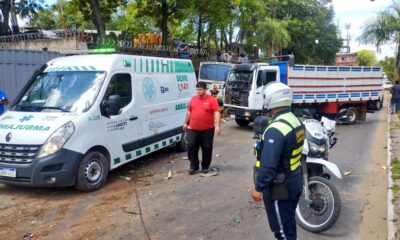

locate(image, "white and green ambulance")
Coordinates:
0 52 196 191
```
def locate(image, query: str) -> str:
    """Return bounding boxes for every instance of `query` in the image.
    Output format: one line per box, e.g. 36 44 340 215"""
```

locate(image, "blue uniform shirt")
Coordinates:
255 109 302 192
0 90 7 115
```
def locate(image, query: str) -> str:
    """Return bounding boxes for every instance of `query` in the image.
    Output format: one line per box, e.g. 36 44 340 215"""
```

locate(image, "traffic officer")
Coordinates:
251 82 305 240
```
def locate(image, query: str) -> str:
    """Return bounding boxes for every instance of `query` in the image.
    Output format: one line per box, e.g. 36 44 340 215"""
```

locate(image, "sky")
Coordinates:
332 0 395 60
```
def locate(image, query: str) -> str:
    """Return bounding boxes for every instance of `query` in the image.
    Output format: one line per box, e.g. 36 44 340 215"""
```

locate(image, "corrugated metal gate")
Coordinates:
0 49 61 105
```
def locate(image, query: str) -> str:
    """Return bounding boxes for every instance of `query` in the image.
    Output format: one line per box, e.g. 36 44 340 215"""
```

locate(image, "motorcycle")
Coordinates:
252 115 342 233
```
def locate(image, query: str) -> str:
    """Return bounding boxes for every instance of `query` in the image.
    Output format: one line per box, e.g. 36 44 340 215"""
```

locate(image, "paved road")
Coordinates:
0 110 388 240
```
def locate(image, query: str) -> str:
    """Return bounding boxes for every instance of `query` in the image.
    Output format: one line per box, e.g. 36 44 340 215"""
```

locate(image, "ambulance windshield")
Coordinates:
15 71 106 113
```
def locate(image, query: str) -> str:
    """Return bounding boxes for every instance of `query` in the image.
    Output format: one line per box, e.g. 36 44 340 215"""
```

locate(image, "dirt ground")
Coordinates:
354 106 388 240
0 110 391 240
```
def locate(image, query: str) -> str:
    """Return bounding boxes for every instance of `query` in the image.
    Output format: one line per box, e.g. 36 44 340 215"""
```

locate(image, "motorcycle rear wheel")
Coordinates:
295 176 341 233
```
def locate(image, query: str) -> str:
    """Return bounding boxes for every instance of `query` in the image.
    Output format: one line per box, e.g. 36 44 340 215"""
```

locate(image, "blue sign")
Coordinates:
143 78 156 101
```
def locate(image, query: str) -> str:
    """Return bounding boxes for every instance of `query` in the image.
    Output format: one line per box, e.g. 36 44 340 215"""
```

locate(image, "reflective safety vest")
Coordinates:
261 112 305 172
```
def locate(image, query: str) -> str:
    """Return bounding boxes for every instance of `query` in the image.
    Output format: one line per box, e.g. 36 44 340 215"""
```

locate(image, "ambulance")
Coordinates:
0 51 196 191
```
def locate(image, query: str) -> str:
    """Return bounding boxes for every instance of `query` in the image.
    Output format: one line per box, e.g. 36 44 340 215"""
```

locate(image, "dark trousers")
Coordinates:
263 177 303 240
187 128 215 170
391 98 399 113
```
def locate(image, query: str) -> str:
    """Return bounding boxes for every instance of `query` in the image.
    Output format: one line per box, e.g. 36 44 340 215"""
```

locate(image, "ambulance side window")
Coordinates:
105 73 132 108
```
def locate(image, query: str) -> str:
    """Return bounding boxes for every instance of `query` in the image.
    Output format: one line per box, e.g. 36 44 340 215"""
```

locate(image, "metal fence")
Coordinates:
0 49 61 105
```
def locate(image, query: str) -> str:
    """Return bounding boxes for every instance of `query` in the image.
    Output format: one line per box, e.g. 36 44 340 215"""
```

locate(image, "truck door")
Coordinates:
100 72 140 167
254 68 278 108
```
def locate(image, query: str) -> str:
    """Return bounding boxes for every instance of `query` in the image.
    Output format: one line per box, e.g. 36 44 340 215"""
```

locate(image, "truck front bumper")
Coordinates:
0 148 83 188
227 107 262 121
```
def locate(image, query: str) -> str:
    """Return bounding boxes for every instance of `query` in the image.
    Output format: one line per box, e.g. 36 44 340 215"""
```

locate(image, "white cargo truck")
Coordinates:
224 61 383 126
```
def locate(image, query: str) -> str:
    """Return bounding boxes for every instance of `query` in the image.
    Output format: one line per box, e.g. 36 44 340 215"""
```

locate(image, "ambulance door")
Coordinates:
100 72 140 168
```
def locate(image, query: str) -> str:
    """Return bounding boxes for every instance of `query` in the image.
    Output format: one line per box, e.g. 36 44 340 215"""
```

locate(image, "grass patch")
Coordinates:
392 184 400 203
392 157 400 181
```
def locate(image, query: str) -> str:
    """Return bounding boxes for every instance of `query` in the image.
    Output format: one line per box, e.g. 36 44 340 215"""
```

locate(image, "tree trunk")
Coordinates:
396 42 400 79
161 0 169 46
88 0 106 42
197 14 202 51
0 1 11 36
10 0 19 34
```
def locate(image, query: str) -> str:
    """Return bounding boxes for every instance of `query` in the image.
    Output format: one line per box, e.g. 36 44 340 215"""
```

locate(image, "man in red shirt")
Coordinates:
183 81 221 174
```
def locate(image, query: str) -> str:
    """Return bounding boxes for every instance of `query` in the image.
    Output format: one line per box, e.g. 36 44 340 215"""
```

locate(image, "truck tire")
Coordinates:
176 131 188 152
374 101 383 110
346 107 358 124
74 151 109 192
235 118 250 127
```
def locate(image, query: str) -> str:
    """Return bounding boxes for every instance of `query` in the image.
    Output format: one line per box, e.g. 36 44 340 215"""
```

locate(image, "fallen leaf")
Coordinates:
122 207 139 215
344 171 352 176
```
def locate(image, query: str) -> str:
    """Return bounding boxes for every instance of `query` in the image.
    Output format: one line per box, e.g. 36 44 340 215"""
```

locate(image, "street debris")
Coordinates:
381 166 387 170
120 176 132 181
211 165 221 172
122 207 139 215
344 171 352 176
165 170 173 180
200 172 218 177
232 217 241 224
182 156 189 160
215 153 220 157
22 232 34 239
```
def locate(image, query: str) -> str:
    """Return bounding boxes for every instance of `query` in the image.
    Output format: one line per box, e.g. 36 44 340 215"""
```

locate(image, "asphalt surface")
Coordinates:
0 110 388 240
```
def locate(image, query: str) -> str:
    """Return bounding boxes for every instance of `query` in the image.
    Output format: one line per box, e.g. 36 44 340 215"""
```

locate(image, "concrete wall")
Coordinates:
0 49 62 106
0 36 87 52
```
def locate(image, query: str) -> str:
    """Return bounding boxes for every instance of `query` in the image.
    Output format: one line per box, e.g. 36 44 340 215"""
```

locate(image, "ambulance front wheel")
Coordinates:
74 151 109 192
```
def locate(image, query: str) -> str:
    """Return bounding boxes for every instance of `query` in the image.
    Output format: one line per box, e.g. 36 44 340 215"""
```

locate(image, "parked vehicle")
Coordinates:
198 61 233 105
383 81 393 90
0 52 196 191
252 114 342 233
224 57 383 126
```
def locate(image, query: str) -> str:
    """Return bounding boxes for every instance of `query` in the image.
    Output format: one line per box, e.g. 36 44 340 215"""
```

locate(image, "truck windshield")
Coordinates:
199 64 232 82
226 70 253 88
15 71 106 113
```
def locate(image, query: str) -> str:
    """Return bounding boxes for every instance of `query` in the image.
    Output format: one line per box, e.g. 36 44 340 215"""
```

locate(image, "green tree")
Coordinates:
380 56 396 82
255 17 290 56
69 0 126 41
0 0 46 35
136 0 193 46
359 1 400 77
357 49 378 66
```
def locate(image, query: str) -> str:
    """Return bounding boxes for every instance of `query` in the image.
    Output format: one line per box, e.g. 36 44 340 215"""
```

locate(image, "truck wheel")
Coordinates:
74 151 109 192
176 131 188 152
235 118 250 127
346 107 358 124
374 101 383 110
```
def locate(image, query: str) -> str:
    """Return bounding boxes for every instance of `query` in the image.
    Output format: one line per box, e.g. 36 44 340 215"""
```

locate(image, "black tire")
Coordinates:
235 118 250 127
296 176 341 233
374 100 383 110
74 151 109 192
176 131 188 152
346 107 358 124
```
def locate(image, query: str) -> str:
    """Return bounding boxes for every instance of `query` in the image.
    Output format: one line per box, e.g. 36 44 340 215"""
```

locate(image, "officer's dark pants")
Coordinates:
187 128 215 170
263 176 303 240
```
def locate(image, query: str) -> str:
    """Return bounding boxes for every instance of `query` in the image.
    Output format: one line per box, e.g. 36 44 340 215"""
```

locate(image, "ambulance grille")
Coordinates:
0 144 41 164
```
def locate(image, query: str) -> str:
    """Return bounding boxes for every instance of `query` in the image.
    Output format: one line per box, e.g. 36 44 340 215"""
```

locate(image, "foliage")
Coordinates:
359 0 400 76
357 49 378 66
380 56 396 82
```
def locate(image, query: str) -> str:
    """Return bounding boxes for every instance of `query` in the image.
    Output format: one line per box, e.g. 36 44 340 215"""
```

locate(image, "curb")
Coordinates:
388 106 395 240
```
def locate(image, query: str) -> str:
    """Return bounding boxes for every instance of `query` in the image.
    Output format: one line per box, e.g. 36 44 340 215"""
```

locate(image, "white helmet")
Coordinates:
263 82 293 110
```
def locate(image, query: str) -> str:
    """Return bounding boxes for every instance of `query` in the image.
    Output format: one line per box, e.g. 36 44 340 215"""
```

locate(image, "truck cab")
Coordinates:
224 63 280 126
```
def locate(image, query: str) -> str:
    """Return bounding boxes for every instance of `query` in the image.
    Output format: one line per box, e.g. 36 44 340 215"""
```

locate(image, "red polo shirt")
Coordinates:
188 95 219 130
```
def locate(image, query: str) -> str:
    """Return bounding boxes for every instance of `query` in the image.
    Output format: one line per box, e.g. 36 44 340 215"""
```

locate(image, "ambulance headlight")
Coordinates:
38 122 75 158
